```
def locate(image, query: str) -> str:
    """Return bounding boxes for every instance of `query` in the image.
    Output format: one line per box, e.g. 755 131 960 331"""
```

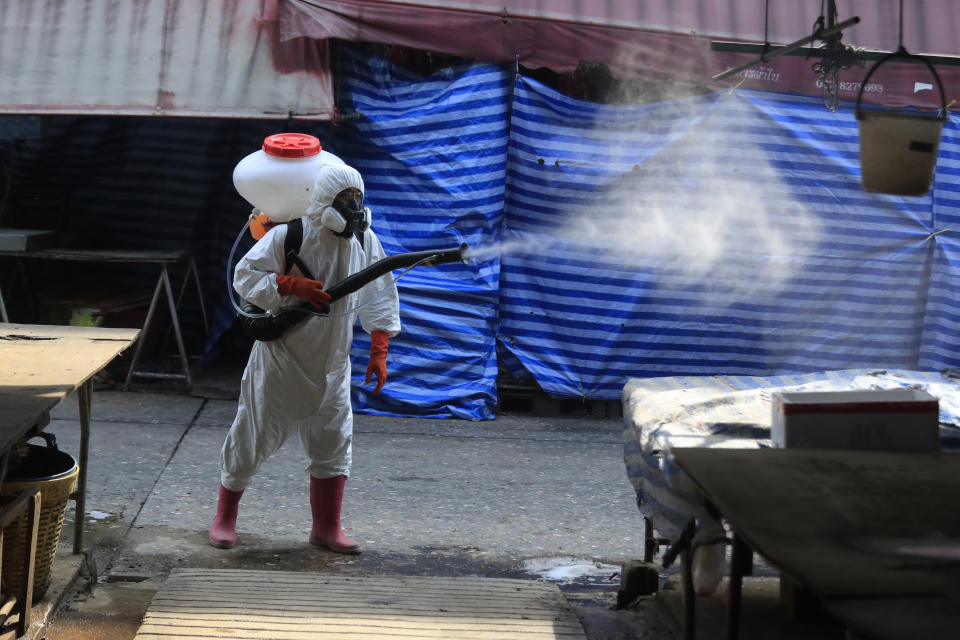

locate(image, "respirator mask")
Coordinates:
337 196 369 237
321 189 370 239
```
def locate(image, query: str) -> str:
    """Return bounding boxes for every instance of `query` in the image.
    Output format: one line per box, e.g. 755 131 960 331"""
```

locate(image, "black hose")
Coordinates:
239 243 469 340
325 243 468 303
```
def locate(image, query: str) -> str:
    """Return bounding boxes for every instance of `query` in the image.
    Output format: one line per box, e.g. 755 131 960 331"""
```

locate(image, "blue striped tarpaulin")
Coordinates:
919 111 960 370
328 49 512 420
5 51 960 421
501 74 960 400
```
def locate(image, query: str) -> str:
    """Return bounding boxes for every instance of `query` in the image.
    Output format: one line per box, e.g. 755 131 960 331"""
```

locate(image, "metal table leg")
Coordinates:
74 379 92 555
124 264 192 390
681 518 696 640
159 256 208 363
17 488 40 636
123 268 165 390
644 517 656 562
179 257 208 335
161 265 192 387
726 532 752 640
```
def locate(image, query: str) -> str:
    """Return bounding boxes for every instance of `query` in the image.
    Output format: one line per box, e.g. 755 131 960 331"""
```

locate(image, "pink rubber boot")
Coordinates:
309 475 360 554
209 484 243 549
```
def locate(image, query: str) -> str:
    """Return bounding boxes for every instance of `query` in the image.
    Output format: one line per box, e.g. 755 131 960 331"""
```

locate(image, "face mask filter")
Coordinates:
332 197 369 239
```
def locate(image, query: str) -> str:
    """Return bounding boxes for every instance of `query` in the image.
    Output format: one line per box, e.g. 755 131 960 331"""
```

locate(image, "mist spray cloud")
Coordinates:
483 90 824 315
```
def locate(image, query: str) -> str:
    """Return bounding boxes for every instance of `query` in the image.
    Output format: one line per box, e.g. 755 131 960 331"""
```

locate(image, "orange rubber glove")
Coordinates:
276 275 332 309
365 330 389 394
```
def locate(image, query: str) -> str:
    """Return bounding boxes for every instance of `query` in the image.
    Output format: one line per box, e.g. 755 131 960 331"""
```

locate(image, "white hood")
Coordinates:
307 163 365 214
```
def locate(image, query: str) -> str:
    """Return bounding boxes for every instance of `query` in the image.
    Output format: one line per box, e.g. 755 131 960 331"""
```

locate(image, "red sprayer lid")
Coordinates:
262 133 321 158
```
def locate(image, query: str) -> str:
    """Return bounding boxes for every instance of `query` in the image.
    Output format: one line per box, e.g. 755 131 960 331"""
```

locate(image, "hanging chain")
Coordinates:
813 38 860 111
810 1 861 111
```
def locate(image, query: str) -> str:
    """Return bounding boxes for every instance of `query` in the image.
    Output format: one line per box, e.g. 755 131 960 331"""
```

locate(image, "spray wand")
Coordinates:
304 243 469 310
234 233 470 340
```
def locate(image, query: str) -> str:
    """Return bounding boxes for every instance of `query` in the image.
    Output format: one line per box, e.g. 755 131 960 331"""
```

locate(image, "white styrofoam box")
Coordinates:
771 388 940 451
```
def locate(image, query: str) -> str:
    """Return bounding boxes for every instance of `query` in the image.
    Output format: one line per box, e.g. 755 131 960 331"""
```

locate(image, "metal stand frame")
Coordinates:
123 257 207 390
0 249 207 391
674 517 754 640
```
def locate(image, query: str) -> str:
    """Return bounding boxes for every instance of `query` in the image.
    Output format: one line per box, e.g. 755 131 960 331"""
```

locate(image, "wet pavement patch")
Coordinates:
102 575 151 583
522 557 622 586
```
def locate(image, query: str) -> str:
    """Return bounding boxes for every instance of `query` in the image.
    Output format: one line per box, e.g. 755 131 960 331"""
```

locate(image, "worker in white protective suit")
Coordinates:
209 162 400 553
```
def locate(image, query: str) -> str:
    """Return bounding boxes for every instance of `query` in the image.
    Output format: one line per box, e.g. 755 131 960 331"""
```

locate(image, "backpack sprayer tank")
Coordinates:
233 133 344 223
230 134 471 341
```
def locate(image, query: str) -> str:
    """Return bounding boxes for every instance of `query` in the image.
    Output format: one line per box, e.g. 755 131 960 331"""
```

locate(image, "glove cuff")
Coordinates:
370 330 389 357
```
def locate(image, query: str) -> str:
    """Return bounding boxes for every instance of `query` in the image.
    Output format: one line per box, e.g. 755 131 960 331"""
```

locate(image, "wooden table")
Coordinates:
0 248 206 389
0 323 140 553
671 447 960 640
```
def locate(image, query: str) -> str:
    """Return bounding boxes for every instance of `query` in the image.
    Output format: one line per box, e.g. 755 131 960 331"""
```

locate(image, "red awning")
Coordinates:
280 0 960 108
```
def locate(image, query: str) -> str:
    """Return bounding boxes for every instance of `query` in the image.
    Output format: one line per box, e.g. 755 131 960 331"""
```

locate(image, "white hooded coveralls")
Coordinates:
220 164 401 491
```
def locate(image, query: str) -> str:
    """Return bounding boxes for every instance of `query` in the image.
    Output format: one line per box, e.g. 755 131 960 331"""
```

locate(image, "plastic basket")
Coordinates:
1 439 78 602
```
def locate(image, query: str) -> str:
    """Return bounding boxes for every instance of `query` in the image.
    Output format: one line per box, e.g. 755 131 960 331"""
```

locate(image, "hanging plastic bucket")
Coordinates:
1 434 78 602
856 47 947 196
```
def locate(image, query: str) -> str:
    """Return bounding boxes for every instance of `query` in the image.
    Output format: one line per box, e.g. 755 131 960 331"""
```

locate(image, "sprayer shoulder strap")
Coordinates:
283 217 304 274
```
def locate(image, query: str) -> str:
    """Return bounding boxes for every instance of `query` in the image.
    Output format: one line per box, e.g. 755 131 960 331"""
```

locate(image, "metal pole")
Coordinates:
681 519 696 640
124 270 166 391
74 379 92 555
161 265 192 388
644 517 656 562
726 533 752 640
713 16 860 81
188 257 209 335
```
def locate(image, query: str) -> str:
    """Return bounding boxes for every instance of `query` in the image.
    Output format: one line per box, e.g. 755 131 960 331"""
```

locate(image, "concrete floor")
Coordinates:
26 375 678 640
21 365 849 639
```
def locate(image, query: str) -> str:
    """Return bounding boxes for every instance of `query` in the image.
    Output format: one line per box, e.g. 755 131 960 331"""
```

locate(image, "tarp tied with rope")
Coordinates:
331 49 511 419
329 48 960 414
498 76 960 400
280 0 960 109
4 46 960 419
